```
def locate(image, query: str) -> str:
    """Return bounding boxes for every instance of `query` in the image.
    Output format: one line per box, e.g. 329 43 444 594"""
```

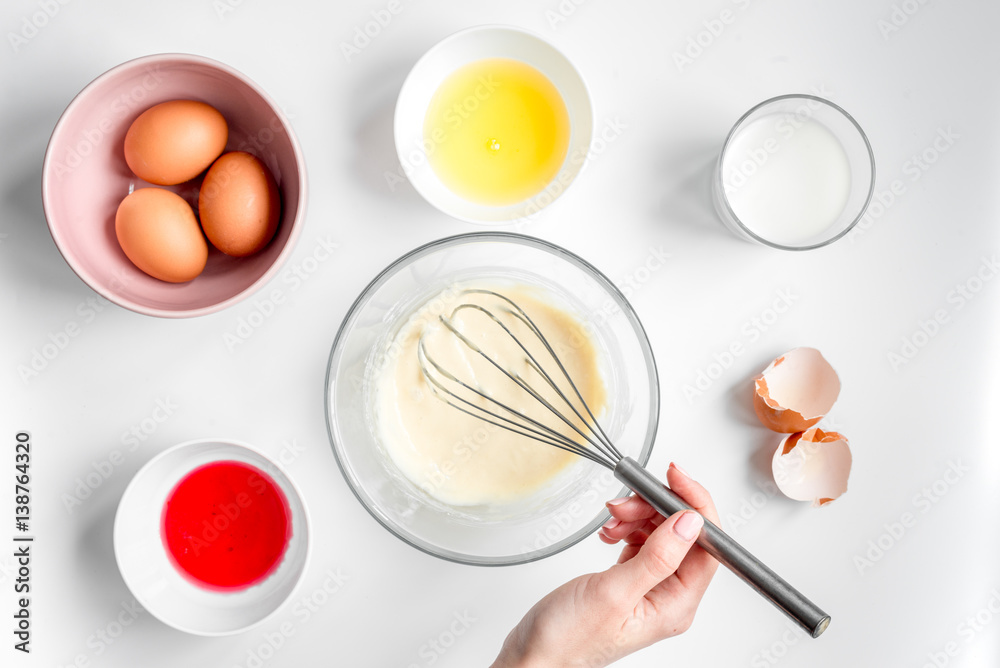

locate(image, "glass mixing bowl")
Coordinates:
324 232 658 565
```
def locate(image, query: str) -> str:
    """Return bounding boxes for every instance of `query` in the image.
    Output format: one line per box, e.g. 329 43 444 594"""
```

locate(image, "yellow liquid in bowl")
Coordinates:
423 58 571 206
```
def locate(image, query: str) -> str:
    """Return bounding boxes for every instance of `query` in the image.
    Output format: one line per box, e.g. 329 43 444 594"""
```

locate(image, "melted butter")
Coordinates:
374 285 606 507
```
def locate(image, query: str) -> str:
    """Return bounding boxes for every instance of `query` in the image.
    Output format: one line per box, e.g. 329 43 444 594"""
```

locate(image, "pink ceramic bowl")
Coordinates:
42 53 307 318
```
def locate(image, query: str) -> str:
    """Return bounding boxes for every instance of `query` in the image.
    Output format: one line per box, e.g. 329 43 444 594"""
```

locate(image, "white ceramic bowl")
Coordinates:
113 439 310 635
394 25 594 224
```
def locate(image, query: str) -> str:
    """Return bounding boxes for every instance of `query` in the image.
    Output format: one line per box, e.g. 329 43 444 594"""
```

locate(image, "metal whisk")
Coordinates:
418 289 830 638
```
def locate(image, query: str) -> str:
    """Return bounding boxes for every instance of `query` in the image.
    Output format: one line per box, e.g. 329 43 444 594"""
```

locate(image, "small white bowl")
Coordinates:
113 439 310 636
394 25 594 224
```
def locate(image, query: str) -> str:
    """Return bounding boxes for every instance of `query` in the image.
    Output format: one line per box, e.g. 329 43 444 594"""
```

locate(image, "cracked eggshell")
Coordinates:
772 428 852 506
753 347 840 433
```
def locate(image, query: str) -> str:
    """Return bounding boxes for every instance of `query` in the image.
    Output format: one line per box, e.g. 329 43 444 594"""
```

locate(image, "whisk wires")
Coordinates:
417 289 623 470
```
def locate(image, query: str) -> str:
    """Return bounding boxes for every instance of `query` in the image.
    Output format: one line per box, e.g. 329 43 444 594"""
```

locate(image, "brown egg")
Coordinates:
124 100 228 185
198 151 281 257
115 188 208 283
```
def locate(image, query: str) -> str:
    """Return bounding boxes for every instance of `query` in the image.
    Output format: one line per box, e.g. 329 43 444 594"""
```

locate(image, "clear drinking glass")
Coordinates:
712 94 876 250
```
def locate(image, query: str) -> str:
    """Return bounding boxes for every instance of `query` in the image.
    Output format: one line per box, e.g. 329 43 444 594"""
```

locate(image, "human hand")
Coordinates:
491 463 720 668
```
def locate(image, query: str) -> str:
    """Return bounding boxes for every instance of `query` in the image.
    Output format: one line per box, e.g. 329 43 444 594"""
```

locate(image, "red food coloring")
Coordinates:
162 460 291 591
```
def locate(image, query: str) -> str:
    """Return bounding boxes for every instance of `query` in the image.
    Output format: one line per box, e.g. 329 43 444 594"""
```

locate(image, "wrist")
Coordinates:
491 654 547 668
491 634 548 668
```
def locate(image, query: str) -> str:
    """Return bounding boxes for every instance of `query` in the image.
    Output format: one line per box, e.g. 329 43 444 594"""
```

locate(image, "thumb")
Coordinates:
615 510 704 600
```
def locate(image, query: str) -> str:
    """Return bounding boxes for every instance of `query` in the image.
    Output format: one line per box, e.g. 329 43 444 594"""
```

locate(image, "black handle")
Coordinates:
614 457 830 638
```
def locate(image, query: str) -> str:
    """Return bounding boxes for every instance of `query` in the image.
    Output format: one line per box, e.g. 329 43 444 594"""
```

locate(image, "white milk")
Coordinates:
721 115 851 246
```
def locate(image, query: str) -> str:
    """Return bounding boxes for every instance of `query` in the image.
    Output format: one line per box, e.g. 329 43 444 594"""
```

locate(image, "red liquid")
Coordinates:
162 460 291 591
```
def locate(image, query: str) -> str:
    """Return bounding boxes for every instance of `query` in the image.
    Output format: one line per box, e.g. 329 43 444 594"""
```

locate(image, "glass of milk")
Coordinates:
712 95 875 250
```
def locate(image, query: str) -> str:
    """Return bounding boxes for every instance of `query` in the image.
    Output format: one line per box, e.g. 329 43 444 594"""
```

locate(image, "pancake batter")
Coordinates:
374 285 606 507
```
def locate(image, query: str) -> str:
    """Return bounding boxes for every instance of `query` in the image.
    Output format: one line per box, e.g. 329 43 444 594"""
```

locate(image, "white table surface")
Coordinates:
3 0 999 666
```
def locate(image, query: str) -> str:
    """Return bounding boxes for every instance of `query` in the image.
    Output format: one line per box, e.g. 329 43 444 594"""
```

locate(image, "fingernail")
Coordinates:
670 462 693 479
602 517 621 532
606 497 630 507
673 511 703 541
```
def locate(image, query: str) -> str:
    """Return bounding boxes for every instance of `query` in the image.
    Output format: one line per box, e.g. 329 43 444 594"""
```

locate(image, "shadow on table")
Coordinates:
4 72 115 303
724 353 802 494
72 480 206 659
348 57 430 212
653 145 737 245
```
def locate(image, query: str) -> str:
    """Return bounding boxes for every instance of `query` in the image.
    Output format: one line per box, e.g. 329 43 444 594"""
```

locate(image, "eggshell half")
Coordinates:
753 347 840 433
772 428 852 506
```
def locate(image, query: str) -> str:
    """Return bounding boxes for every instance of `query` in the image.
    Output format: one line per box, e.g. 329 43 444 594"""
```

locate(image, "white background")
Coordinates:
2 0 999 666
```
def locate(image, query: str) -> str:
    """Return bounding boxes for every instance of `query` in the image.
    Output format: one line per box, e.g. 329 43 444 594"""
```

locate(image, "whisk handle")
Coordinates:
613 457 830 638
